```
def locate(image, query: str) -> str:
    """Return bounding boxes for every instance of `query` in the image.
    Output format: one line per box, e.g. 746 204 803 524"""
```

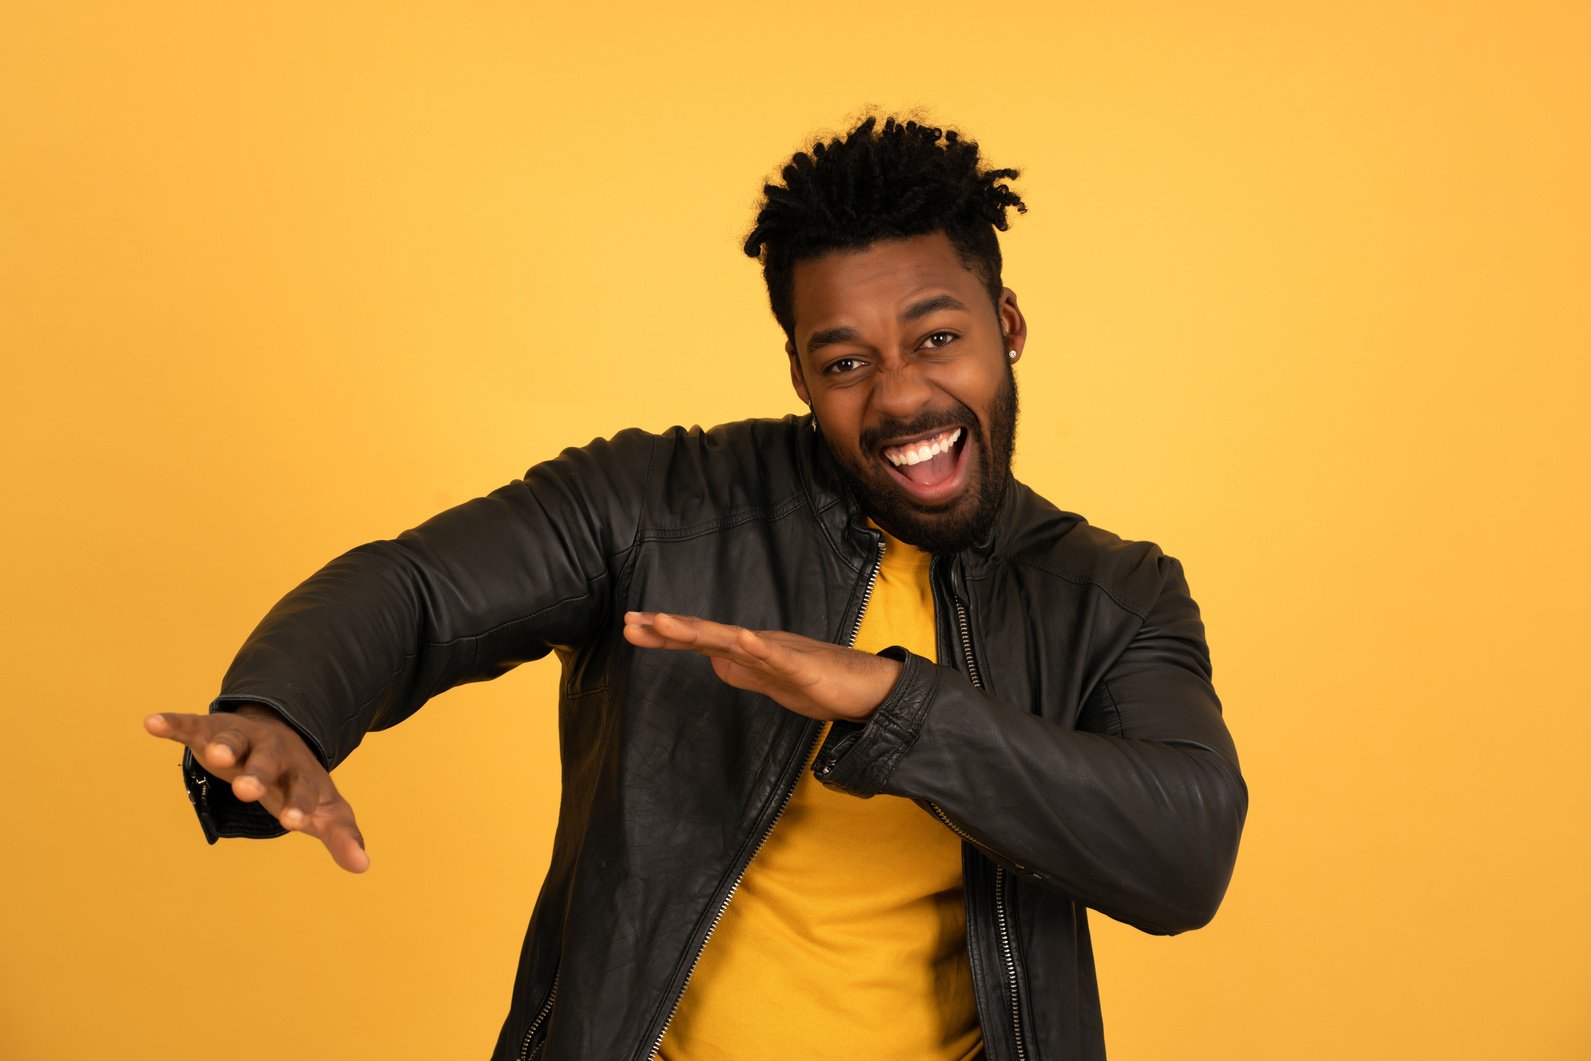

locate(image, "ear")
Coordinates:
998 288 1028 364
786 339 812 406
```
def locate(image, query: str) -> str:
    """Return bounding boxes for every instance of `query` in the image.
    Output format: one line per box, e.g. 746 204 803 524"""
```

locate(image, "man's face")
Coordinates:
786 231 1026 554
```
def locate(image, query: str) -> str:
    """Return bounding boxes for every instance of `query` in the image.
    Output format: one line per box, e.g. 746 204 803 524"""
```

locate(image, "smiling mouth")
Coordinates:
879 426 969 493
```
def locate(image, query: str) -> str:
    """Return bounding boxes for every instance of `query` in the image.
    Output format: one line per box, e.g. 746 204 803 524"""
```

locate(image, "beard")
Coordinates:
820 366 1019 556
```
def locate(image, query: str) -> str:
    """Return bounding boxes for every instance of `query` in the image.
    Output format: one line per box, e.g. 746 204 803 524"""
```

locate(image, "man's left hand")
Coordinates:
622 611 900 723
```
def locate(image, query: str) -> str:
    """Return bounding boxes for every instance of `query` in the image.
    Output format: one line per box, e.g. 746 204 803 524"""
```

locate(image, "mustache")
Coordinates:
858 409 977 453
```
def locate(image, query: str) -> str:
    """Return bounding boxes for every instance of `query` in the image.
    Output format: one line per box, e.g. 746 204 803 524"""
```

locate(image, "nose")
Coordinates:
869 360 935 421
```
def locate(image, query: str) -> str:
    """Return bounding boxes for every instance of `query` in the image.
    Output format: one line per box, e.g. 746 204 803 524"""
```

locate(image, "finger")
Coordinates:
622 620 670 649
653 613 757 654
149 713 253 774
623 611 686 650
734 627 778 662
721 624 792 667
626 613 769 671
263 764 364 871
306 796 370 874
649 612 706 644
229 742 284 805
275 770 321 832
735 630 815 680
722 627 781 671
143 711 205 743
196 722 254 773
625 610 704 630
624 613 720 652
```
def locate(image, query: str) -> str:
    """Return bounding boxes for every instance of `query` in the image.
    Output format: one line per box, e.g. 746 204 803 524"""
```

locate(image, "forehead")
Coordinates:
789 232 986 336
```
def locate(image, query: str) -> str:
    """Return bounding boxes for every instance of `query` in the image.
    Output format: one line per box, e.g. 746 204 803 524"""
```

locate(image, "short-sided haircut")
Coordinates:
745 114 1027 339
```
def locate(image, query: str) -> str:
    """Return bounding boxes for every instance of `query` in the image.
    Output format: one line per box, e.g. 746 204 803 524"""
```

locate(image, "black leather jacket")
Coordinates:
183 414 1247 1060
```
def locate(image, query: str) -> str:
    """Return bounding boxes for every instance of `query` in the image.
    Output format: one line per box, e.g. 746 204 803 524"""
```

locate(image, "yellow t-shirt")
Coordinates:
656 526 982 1060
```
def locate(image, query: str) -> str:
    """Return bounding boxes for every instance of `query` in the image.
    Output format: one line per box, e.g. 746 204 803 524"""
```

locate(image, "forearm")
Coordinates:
181 431 654 844
185 541 476 842
213 538 476 770
817 651 1247 934
209 433 651 767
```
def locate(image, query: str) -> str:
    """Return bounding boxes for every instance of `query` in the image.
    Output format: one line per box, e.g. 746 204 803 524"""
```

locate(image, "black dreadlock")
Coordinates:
744 114 1027 340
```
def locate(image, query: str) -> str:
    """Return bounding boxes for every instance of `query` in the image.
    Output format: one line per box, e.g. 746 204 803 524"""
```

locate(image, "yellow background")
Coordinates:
3 2 1588 1058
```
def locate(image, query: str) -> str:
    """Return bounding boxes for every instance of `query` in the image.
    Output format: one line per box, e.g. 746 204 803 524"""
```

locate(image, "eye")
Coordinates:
823 356 862 376
921 330 958 350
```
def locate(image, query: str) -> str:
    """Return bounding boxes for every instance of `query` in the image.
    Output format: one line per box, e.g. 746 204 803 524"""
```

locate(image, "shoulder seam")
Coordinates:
635 491 810 542
996 556 1155 618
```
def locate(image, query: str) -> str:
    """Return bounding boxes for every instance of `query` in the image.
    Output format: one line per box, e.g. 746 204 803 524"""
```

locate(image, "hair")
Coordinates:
744 113 1027 340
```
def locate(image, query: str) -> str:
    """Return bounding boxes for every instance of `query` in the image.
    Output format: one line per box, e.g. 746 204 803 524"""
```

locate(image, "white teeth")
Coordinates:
884 427 963 467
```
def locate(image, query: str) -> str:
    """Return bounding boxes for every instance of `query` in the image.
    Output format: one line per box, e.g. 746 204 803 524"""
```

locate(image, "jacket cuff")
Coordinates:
182 750 287 842
812 646 938 797
180 696 328 843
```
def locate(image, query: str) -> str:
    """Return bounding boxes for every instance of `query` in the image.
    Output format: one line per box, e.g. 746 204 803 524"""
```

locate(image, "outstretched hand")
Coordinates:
622 611 901 723
143 706 370 873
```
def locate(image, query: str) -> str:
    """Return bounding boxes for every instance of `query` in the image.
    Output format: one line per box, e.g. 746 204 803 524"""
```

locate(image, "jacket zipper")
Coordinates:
637 539 885 1060
927 590 1028 1061
192 768 210 816
991 864 1026 1061
515 971 560 1061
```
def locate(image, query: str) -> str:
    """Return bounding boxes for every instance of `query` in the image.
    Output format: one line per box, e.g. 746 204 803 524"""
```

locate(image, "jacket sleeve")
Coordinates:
184 429 656 841
811 552 1247 936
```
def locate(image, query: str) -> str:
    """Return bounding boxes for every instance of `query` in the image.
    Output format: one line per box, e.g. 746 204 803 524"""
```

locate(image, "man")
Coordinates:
146 115 1246 1060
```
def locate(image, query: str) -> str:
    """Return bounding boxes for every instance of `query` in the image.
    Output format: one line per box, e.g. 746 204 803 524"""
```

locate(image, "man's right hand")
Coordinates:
144 705 370 873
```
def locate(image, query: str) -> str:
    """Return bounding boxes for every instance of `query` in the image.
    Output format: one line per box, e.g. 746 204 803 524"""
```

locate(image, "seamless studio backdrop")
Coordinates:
3 3 1588 1059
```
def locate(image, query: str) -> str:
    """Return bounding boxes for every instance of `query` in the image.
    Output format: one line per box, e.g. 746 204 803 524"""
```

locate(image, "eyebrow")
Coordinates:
804 295 972 355
902 294 970 322
806 325 861 355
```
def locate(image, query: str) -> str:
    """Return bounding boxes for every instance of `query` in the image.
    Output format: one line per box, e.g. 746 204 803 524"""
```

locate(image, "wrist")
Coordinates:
231 703 281 721
848 655 903 721
814 647 936 796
